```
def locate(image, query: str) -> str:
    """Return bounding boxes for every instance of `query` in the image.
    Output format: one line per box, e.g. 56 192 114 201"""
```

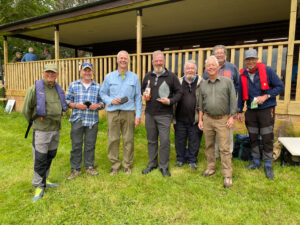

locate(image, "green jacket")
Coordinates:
22 80 63 131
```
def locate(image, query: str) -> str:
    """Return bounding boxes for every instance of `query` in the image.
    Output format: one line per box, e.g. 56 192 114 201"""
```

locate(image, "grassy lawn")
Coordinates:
0 108 299 225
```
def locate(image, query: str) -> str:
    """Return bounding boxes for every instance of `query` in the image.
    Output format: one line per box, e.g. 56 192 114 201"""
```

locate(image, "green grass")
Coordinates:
0 109 300 225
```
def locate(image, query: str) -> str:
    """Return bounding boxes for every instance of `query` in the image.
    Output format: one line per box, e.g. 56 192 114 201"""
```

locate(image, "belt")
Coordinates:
205 114 229 120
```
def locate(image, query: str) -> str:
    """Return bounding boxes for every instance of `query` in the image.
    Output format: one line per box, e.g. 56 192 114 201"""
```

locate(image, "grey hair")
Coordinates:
184 59 197 72
205 55 219 67
152 50 165 61
117 50 129 59
28 47 34 53
212 45 227 55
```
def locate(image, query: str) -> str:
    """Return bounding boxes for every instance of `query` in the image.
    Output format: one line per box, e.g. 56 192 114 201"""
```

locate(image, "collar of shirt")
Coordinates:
208 76 220 83
183 75 197 84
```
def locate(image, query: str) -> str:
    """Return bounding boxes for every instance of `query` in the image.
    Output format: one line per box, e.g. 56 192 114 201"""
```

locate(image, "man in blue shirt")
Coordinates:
203 45 239 158
66 62 105 180
237 49 284 179
100 50 143 175
21 47 38 62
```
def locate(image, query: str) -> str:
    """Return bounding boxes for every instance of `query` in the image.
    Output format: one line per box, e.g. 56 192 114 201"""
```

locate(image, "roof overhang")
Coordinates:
0 0 296 48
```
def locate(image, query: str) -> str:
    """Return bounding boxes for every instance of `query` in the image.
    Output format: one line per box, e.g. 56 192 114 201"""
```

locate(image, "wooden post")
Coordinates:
3 36 8 64
284 0 297 103
136 9 142 81
54 25 60 60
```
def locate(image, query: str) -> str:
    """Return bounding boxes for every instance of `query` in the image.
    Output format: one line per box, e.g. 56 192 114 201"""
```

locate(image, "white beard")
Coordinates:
154 66 164 73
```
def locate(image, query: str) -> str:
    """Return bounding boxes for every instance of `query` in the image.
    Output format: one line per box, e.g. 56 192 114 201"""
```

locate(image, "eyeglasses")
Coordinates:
154 76 158 86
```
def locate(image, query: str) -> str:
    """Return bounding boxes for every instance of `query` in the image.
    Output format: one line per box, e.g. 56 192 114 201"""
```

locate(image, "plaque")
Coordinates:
158 81 170 99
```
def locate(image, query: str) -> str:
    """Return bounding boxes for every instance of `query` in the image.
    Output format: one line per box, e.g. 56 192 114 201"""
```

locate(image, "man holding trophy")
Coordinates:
141 50 182 177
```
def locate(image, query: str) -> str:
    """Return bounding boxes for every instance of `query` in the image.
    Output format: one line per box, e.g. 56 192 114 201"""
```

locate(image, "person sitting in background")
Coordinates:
40 48 52 60
12 52 22 62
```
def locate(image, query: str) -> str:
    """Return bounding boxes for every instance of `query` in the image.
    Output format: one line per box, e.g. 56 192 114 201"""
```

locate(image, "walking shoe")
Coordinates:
67 170 81 180
202 169 216 177
264 166 274 179
142 166 157 175
189 163 197 170
174 161 184 167
46 180 58 188
32 187 44 202
223 177 232 188
160 168 171 177
124 168 132 174
245 162 261 170
110 169 119 176
86 167 99 176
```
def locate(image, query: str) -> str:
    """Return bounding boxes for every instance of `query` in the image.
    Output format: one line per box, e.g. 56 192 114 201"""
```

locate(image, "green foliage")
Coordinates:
0 109 300 224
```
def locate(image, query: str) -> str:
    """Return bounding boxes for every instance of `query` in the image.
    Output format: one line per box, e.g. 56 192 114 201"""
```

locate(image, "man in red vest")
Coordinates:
237 49 284 179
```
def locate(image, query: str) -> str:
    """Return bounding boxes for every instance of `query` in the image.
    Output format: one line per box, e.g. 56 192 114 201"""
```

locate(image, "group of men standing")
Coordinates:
22 46 284 202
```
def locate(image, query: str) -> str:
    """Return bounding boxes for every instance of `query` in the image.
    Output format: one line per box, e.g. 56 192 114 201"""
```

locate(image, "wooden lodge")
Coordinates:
0 0 300 133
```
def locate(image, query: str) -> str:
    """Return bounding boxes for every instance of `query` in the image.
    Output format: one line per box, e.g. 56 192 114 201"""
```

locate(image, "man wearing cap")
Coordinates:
237 49 284 179
22 64 67 202
66 62 105 180
203 45 239 159
198 56 237 188
12 52 22 62
101 50 142 175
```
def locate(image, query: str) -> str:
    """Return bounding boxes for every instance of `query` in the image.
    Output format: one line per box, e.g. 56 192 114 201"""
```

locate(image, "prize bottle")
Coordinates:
144 80 151 101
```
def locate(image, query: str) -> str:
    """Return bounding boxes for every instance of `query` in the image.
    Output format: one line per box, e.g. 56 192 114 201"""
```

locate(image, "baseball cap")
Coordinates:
44 64 58 72
245 49 258 59
81 62 93 70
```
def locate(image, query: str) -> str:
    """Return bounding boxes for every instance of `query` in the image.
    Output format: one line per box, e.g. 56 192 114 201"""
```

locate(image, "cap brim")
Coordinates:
81 65 93 70
44 69 57 73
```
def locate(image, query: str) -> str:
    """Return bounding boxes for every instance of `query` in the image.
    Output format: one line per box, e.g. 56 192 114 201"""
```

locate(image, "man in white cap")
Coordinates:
237 49 284 179
22 64 67 201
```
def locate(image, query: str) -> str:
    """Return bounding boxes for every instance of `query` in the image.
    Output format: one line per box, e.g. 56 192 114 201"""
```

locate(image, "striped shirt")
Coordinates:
66 79 104 127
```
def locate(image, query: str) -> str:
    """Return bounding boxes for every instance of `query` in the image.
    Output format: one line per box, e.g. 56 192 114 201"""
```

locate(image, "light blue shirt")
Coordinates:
21 53 38 62
100 70 143 118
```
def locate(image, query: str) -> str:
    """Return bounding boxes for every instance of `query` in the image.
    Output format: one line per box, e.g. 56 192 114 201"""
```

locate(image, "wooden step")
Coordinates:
0 98 7 101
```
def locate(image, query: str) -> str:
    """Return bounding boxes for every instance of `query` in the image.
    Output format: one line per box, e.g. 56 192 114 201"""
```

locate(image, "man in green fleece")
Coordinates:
22 64 67 202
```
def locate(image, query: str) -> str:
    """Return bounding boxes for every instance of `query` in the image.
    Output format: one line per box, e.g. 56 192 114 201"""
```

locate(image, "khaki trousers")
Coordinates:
203 114 232 178
107 111 135 170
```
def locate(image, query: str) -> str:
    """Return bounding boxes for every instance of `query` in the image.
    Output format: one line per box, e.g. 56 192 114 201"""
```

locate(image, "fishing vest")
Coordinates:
35 79 68 116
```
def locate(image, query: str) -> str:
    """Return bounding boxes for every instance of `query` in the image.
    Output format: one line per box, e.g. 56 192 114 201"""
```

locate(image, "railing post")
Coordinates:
54 25 60 60
284 0 297 103
3 36 8 89
3 36 8 65
136 9 142 81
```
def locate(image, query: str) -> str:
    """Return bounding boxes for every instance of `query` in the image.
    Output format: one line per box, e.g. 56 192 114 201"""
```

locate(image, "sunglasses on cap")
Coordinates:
81 62 93 69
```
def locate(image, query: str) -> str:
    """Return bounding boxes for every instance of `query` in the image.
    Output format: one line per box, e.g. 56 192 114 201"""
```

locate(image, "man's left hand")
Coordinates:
135 118 141 127
256 95 269 105
89 103 102 110
226 116 234 128
157 97 170 105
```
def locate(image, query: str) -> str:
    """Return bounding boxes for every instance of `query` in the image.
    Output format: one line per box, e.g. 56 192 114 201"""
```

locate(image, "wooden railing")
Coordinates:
4 41 300 115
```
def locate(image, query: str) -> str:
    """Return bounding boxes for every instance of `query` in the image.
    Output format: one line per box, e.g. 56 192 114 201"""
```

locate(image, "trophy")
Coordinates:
158 81 170 99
